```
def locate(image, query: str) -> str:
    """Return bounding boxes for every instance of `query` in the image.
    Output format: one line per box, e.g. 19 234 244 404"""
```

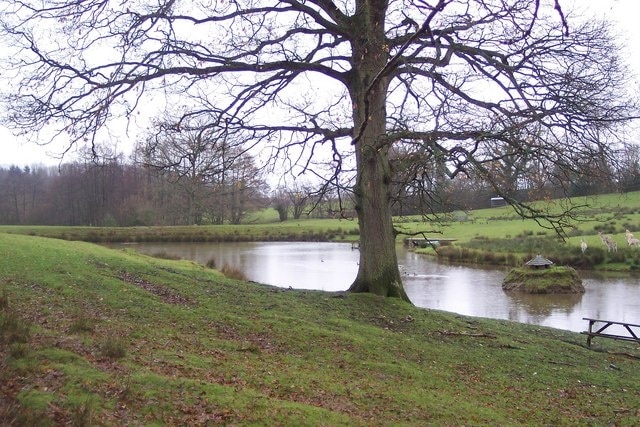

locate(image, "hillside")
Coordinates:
395 191 640 270
1 233 639 425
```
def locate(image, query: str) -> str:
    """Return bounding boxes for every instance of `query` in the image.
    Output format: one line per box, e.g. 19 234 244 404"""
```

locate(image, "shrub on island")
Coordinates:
502 265 584 294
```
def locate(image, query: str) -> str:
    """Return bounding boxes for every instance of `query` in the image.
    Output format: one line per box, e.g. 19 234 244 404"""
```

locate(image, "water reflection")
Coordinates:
109 241 640 332
503 293 583 328
242 243 360 290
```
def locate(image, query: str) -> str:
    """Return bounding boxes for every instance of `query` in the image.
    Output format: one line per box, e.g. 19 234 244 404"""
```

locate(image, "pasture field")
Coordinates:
1 233 639 425
399 191 640 269
398 191 640 242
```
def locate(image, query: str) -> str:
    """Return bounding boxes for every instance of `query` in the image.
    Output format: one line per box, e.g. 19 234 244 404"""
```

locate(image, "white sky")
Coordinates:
1 0 639 167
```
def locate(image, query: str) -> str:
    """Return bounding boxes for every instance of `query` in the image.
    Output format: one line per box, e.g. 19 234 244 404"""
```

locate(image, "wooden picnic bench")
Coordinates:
403 237 457 248
581 317 640 347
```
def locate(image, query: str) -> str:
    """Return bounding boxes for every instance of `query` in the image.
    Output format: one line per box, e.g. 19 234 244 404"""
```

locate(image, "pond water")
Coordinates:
110 241 640 332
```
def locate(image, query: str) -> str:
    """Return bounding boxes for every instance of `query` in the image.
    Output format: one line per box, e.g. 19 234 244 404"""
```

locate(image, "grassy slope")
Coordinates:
397 192 640 269
1 233 639 425
401 191 640 243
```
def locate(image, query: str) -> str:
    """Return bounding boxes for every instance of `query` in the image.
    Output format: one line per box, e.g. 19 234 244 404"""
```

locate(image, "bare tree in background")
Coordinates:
138 119 229 225
273 182 315 220
272 189 291 222
0 0 637 300
137 117 266 224
389 143 453 216
616 144 640 192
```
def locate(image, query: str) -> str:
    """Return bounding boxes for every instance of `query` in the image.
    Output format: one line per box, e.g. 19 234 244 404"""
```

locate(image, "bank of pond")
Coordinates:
4 223 639 272
108 241 640 333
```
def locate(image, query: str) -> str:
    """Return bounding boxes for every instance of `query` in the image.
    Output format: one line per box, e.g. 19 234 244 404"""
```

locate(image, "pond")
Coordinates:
110 241 640 332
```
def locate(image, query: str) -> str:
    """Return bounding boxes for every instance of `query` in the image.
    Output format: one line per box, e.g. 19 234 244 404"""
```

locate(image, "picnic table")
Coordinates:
581 317 640 347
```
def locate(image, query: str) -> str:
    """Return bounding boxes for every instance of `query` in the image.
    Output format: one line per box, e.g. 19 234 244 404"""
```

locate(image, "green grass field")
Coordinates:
1 233 639 424
395 192 640 269
396 191 640 241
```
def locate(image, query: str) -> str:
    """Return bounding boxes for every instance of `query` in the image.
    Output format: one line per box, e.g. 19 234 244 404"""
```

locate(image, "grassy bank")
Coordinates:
0 220 360 244
1 233 639 425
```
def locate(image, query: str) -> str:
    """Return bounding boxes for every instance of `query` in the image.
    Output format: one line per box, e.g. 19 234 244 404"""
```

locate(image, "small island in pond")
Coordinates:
502 256 585 294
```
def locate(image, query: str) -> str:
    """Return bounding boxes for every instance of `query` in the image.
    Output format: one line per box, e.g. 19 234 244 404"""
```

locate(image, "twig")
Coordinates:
435 330 496 338
607 351 640 361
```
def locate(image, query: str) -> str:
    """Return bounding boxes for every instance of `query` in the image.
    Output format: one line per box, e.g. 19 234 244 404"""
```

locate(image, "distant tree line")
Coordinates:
389 142 640 216
1 142 639 226
0 152 269 226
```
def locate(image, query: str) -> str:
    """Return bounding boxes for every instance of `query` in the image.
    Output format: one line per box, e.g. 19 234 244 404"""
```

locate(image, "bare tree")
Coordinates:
136 116 266 224
0 0 637 300
272 189 291 222
613 143 640 193
1 166 36 224
138 121 224 225
224 154 269 224
389 143 453 215
274 182 314 220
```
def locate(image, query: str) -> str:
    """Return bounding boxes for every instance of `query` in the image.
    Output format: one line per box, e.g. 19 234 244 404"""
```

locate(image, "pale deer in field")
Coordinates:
598 231 617 253
625 229 640 248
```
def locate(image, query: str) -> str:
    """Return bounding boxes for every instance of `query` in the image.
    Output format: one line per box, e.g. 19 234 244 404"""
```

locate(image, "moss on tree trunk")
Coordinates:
346 0 408 301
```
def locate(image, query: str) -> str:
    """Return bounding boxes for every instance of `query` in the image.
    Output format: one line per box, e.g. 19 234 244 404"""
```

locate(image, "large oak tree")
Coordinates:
0 0 637 300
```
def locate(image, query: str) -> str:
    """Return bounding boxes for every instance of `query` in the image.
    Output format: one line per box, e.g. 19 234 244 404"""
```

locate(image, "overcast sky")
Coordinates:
1 0 639 167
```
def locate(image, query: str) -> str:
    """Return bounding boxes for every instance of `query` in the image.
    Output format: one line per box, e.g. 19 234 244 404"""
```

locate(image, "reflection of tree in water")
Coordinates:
505 293 584 324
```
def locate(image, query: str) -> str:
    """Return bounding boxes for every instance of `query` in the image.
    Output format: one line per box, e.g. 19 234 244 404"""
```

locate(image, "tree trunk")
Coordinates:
349 134 407 300
347 0 409 301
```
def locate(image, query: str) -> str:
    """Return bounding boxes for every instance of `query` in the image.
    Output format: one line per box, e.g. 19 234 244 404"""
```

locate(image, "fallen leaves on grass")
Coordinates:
117 271 194 306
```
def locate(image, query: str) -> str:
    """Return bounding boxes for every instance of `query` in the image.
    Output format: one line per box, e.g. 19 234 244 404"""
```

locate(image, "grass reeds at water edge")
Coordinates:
204 256 247 280
149 250 182 260
220 264 248 281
